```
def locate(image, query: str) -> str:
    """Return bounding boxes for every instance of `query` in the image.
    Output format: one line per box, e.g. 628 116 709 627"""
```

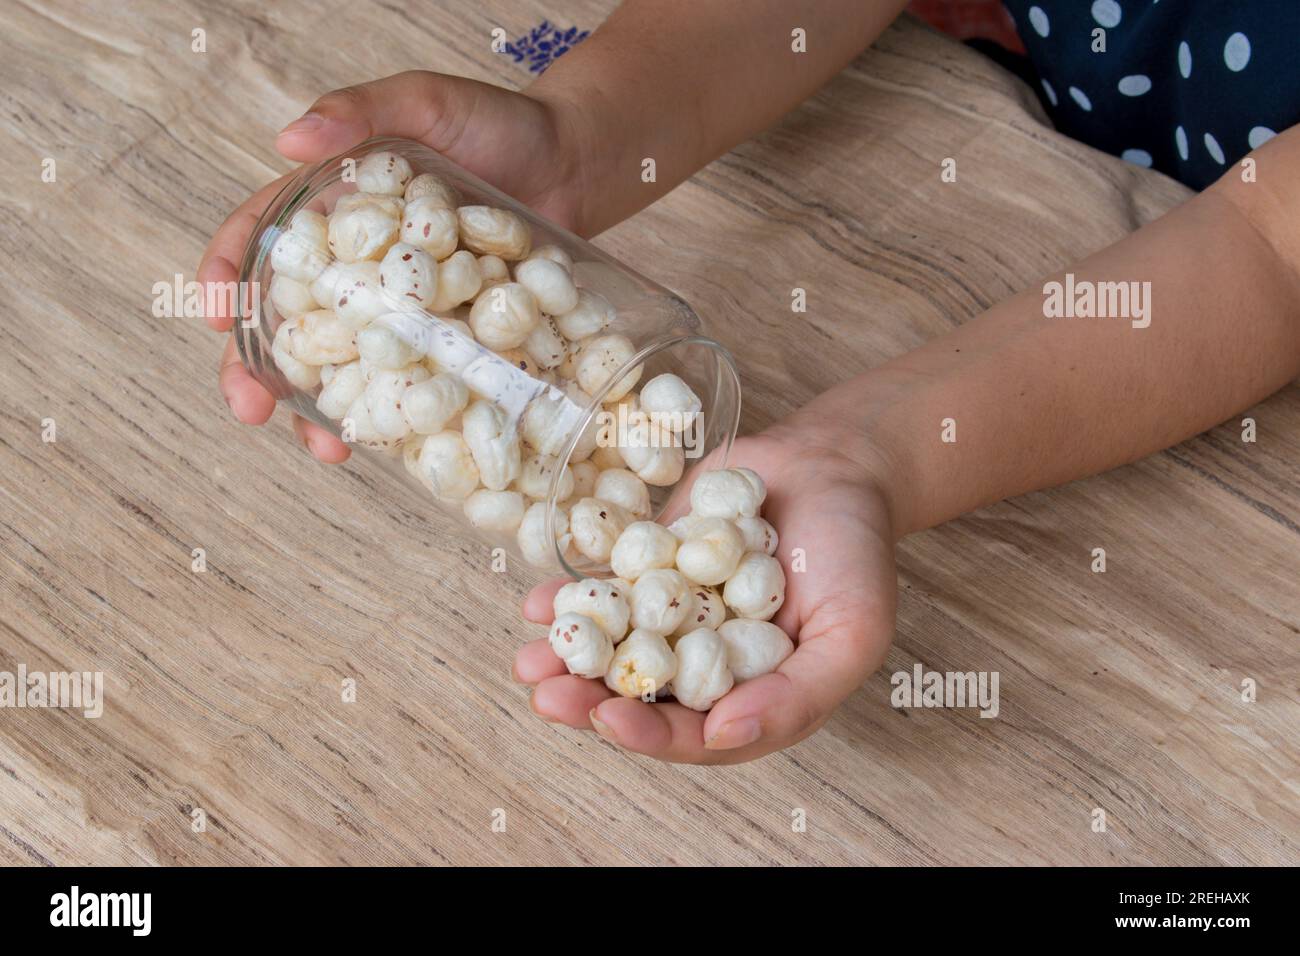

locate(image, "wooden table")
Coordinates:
1 1 1295 865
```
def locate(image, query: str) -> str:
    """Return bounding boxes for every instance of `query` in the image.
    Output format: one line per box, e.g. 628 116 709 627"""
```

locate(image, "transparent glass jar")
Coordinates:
235 136 740 577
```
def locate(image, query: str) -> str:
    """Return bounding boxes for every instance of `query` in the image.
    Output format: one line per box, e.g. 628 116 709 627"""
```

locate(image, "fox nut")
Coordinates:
628 568 692 636
271 319 321 390
461 400 522 491
270 274 317 319
328 261 389 328
379 242 438 309
289 310 359 365
734 515 778 556
514 257 579 316
516 453 575 501
402 372 468 434
525 244 575 273
404 172 458 207
518 501 571 569
328 201 400 263
605 630 677 699
575 333 642 402
548 613 613 679
416 430 480 500
568 497 633 564
723 552 786 620
357 319 421 369
670 628 734 712
639 373 701 433
522 315 567 370
672 584 725 637
429 251 482 312
424 318 479 376
456 205 531 260
689 467 766 519
619 438 685 487
400 198 458 260
554 289 613 341
469 282 540 350
270 210 330 282
568 461 599 501
717 619 794 682
462 488 525 534
553 578 631 642
610 521 678 582
356 150 413 196
594 468 651 519
316 360 367 420
476 254 510 288
674 517 744 586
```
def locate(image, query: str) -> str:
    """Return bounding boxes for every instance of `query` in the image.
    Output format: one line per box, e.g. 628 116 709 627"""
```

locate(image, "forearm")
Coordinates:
528 0 907 234
798 133 1300 537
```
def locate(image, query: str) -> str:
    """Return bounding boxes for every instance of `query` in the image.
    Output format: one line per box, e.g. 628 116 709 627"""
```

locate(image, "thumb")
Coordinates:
275 70 482 163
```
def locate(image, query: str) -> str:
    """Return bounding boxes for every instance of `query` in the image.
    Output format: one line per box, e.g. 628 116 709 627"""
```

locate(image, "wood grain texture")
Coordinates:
1 1 1296 866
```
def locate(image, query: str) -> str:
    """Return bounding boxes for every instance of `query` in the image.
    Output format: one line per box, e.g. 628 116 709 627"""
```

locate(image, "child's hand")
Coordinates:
514 427 897 764
197 71 588 461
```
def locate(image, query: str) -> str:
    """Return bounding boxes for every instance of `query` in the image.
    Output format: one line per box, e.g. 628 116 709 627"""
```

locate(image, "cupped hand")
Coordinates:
514 427 899 764
197 70 587 461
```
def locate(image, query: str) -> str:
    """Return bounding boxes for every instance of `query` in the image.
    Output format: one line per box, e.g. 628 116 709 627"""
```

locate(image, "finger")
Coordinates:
218 336 276 425
291 414 351 463
197 174 295 332
276 70 481 162
512 638 567 685
530 674 613 729
522 578 567 624
588 697 750 765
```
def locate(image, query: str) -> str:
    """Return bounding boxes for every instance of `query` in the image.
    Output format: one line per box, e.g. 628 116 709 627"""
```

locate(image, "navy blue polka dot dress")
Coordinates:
1001 0 1299 189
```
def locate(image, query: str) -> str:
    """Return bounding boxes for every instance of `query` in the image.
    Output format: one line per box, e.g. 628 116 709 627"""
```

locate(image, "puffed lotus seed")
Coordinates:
404 172 457 207
569 461 598 501
548 613 613 679
590 443 626 472
594 468 651 519
723 552 786 621
518 501 572 569
516 453 575 501
553 578 630 642
628 568 692 636
525 244 575 273
463 489 525 534
666 513 709 542
671 584 725 638
605 630 677 699
401 373 468 434
429 251 482 312
674 517 744 586
290 310 359 365
403 433 427 482
514 257 579 316
270 210 331 283
365 365 429 440
461 353 541 418
568 497 633 564
424 318 479 376
328 261 389 329
690 467 766 519
734 515 778 556
519 383 595 459
609 521 678 582
522 315 567 370
416 430 480 500
575 333 642 402
316 360 367 419
357 320 421 369
356 151 413 196
469 282 540 350
400 198 458 260
271 319 322 390
328 201 400 263
457 205 531 260
554 289 613 341
717 619 793 682
670 628 734 712
341 393 402 454
270 274 317 319
619 438 685 487
461 400 522 491
477 254 510 288
639 373 701 433
379 242 438 309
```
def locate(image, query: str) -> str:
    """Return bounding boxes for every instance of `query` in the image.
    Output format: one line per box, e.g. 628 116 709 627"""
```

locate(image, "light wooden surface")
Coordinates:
1 0 1296 866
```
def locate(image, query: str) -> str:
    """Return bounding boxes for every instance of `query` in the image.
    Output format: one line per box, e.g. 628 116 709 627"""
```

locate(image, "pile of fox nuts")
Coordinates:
548 467 793 712
267 149 709 568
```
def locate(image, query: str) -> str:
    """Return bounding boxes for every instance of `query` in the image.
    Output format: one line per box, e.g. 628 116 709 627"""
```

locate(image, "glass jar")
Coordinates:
235 136 740 577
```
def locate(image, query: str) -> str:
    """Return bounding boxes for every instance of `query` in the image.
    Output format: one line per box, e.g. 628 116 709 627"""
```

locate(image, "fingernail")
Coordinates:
705 716 761 750
278 112 324 137
589 709 617 741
